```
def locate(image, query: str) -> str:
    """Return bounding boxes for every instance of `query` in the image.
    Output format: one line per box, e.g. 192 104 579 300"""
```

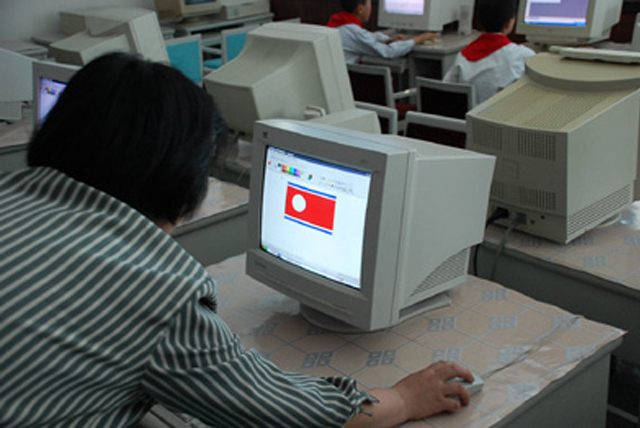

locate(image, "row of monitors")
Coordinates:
31 21 639 333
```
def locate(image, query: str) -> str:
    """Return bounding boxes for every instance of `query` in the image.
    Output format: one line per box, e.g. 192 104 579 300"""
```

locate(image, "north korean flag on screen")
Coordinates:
284 183 337 234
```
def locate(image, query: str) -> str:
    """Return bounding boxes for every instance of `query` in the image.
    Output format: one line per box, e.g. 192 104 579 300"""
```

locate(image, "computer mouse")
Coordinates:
448 373 484 396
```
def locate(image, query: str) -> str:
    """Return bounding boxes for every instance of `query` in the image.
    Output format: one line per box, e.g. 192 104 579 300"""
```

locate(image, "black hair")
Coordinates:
339 0 366 13
477 0 517 33
28 52 221 225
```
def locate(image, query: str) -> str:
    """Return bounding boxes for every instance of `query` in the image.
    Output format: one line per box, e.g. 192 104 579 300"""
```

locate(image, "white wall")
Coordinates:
0 0 156 42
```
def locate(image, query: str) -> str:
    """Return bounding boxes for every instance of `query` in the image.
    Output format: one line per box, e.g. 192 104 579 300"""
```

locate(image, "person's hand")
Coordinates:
345 361 473 427
392 360 473 420
413 32 438 44
388 34 407 42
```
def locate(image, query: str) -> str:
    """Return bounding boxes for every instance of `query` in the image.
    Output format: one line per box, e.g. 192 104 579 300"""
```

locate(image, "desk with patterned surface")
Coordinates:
172 177 249 266
480 202 640 366
204 254 622 427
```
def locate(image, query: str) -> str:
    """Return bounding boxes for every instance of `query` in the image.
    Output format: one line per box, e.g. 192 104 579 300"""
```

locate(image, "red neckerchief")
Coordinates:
462 33 512 61
327 11 362 28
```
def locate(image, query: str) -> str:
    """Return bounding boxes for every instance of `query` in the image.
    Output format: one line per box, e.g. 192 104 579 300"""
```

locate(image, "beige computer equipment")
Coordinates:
467 52 640 244
204 23 378 137
51 8 168 66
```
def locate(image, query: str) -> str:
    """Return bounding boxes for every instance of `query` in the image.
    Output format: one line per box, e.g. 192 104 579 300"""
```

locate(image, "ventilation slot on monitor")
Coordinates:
492 181 557 211
517 131 557 161
471 122 502 151
477 84 548 123
567 185 631 237
523 93 610 130
410 248 468 297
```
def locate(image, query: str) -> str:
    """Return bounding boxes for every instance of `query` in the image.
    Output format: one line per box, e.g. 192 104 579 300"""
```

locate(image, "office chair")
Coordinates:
416 77 476 120
165 34 203 86
346 63 416 123
355 101 398 135
203 25 256 70
404 111 466 149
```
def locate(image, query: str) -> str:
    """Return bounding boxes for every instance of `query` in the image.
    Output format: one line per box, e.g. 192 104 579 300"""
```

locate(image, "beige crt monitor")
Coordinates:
246 120 495 331
203 23 367 136
467 52 640 244
51 8 169 66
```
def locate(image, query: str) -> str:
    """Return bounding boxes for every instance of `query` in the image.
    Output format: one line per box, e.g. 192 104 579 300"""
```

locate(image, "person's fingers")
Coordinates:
444 382 471 405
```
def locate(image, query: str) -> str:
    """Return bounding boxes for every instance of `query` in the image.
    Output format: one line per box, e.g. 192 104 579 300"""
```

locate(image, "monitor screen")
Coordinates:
378 0 475 32
516 0 623 45
247 119 495 332
523 0 588 27
37 77 68 127
261 147 371 289
383 0 425 16
32 61 78 130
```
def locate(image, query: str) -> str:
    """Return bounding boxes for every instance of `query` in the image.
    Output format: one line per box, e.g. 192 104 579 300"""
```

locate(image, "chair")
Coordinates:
165 35 203 86
355 101 398 135
404 111 466 149
346 63 416 123
203 25 256 70
416 77 476 120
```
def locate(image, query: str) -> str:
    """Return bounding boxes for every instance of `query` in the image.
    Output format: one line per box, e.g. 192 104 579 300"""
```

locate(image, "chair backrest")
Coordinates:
347 63 395 109
355 101 399 135
416 77 475 120
165 34 203 85
221 25 256 63
404 111 467 148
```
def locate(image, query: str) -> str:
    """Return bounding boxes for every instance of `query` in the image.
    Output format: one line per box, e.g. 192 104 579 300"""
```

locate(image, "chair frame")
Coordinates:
416 76 476 117
355 101 399 135
165 34 203 85
404 111 466 148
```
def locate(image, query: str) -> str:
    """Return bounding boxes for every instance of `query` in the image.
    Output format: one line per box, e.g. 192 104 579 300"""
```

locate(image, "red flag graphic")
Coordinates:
285 184 336 233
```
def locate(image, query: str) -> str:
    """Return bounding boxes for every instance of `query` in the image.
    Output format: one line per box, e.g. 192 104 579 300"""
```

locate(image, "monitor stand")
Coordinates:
299 292 452 334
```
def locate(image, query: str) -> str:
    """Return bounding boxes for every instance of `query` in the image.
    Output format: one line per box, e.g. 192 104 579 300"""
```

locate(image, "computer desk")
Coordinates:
205 254 622 427
0 118 30 171
478 202 640 368
172 177 249 267
408 31 478 83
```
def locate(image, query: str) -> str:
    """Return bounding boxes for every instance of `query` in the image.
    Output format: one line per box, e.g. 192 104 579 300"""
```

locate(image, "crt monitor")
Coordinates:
154 0 222 21
466 52 639 244
378 0 475 33
246 119 495 332
32 61 79 130
204 23 357 137
50 8 169 66
516 0 623 45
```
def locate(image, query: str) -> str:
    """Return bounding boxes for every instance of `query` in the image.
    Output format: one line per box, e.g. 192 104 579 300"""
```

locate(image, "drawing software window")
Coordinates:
525 0 589 26
384 0 425 16
261 147 371 289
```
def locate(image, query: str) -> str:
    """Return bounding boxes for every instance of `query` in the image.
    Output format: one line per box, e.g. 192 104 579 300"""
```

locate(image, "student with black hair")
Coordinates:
328 0 438 64
443 0 535 104
0 52 473 427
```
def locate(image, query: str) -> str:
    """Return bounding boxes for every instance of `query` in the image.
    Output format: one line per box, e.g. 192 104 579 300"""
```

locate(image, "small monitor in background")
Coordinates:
246 119 495 332
154 0 222 21
516 0 623 45
166 35 203 86
32 61 79 130
378 0 475 33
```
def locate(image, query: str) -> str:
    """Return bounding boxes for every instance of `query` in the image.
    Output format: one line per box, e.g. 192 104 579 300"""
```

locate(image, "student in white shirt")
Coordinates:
443 0 535 104
328 0 437 64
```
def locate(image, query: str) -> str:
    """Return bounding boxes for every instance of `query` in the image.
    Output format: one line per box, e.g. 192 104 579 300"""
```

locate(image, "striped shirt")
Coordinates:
0 167 370 427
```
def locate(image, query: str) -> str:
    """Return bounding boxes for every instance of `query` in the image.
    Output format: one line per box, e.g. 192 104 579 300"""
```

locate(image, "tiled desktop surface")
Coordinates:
484 202 640 293
206 255 623 428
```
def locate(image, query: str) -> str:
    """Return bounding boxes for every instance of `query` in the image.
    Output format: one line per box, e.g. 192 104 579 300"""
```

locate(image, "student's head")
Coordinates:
28 52 221 226
477 0 518 33
340 0 372 22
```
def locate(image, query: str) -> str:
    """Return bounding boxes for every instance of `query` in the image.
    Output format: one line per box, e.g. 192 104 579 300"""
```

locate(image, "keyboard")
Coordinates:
552 46 640 64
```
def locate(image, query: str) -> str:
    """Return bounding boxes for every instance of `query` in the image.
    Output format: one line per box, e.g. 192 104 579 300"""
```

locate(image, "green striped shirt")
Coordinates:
0 168 370 427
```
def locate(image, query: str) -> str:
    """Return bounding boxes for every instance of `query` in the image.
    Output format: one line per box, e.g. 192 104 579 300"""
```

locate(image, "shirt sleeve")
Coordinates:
342 25 415 60
141 279 374 427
